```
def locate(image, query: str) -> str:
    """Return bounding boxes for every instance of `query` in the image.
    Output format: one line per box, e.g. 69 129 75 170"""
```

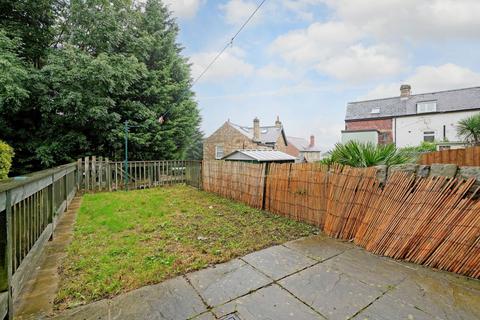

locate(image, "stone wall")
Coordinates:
374 163 480 187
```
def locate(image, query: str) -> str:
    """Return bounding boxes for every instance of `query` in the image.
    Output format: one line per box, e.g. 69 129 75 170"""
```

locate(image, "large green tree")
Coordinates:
0 0 203 174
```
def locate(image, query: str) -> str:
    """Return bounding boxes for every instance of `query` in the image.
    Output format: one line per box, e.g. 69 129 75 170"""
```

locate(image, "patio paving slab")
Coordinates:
241 245 317 280
278 263 384 320
284 235 353 261
186 258 272 307
385 271 480 320
212 284 324 320
351 294 434 320
53 276 207 320
322 248 413 291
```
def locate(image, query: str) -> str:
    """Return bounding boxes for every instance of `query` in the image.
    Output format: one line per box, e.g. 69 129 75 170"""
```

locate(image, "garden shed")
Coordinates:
221 149 296 163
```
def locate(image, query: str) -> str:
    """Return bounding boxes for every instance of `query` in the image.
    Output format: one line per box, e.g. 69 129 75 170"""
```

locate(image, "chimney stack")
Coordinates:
275 116 282 128
400 84 411 98
253 117 260 141
309 135 315 148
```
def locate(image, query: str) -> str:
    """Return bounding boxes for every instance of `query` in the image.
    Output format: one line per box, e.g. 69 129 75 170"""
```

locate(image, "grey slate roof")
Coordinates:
287 136 321 152
346 87 480 121
222 150 296 162
228 122 285 145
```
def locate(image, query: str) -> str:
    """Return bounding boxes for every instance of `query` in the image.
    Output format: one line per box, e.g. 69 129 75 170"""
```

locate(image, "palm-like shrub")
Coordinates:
321 141 410 167
457 113 480 146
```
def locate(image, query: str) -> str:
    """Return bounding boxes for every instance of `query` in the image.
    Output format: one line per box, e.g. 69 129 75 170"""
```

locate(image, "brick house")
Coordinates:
203 117 289 160
342 85 480 148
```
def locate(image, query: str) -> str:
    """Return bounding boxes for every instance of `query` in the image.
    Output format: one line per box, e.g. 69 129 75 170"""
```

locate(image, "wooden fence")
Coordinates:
0 163 78 319
202 161 480 278
202 161 266 208
419 146 480 166
78 157 201 191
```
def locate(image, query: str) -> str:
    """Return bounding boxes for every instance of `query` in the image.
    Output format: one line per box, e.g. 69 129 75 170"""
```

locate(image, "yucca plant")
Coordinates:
321 141 410 167
457 113 480 146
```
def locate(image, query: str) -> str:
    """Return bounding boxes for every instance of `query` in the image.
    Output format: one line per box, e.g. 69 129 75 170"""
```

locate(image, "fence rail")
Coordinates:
419 146 480 166
0 162 78 319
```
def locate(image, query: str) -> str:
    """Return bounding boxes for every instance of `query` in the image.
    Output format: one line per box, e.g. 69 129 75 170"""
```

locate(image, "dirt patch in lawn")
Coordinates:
55 185 317 310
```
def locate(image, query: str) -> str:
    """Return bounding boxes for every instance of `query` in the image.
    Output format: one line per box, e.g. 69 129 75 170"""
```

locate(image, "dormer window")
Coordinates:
370 108 380 114
417 101 437 113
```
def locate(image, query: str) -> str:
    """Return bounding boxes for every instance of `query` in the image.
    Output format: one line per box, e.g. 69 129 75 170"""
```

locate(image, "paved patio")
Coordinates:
51 234 480 320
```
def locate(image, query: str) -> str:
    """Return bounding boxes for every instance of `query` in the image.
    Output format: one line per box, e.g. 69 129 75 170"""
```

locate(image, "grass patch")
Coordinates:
56 184 317 309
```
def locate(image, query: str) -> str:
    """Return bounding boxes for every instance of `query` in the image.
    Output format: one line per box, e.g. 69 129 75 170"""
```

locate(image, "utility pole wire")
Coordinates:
192 0 267 86
160 0 268 120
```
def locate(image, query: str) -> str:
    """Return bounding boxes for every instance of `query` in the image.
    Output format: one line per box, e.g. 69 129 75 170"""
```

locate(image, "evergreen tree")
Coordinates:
0 0 202 174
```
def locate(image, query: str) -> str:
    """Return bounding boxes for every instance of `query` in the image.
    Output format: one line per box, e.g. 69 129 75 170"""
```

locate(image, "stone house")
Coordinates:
342 85 480 148
203 117 289 161
286 135 321 162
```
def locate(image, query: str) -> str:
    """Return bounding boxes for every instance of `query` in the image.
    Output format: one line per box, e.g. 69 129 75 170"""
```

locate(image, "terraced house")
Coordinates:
342 85 480 149
203 117 289 160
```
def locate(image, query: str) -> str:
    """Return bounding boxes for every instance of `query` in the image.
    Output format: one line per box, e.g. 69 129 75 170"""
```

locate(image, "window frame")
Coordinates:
215 145 224 159
423 131 435 142
416 101 437 114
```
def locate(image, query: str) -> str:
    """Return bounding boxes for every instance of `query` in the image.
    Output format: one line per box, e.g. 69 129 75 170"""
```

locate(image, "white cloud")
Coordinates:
270 22 402 82
268 0 480 82
163 0 202 19
281 0 324 21
220 0 261 26
364 64 480 99
190 47 255 83
316 45 403 83
256 63 293 80
321 0 480 41
270 22 362 65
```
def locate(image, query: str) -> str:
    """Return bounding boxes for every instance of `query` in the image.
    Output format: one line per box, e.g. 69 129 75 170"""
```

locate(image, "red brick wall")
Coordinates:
345 119 393 144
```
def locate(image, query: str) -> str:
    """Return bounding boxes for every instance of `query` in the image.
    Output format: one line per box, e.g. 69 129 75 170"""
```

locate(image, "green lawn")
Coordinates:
56 185 317 309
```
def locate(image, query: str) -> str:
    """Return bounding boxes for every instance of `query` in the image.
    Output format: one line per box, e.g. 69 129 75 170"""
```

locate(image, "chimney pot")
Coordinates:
253 117 260 141
275 116 282 128
400 84 411 98
309 135 315 148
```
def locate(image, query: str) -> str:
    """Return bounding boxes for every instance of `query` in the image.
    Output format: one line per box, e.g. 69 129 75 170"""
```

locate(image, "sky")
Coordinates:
163 0 480 151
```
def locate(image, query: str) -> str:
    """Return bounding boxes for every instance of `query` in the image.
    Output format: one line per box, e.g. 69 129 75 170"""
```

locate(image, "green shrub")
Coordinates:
457 113 480 145
320 141 410 167
400 142 437 161
0 140 14 179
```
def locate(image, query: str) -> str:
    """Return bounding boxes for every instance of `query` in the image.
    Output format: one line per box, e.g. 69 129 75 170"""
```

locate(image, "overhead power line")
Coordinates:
192 0 267 86
160 0 267 121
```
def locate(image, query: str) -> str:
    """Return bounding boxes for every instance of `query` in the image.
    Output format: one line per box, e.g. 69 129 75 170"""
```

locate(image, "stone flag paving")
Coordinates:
51 234 480 320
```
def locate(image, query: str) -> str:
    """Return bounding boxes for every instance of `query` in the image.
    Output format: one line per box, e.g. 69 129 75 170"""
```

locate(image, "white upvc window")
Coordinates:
423 131 435 142
417 101 437 113
215 145 224 159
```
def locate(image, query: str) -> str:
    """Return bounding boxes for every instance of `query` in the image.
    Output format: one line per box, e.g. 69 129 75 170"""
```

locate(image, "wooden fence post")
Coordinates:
76 159 82 191
84 157 89 191
98 157 103 191
91 156 96 191
5 190 12 320
48 174 54 241
106 158 111 192
261 163 269 210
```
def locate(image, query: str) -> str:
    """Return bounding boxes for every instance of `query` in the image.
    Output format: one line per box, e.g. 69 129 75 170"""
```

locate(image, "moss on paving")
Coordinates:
55 185 317 309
